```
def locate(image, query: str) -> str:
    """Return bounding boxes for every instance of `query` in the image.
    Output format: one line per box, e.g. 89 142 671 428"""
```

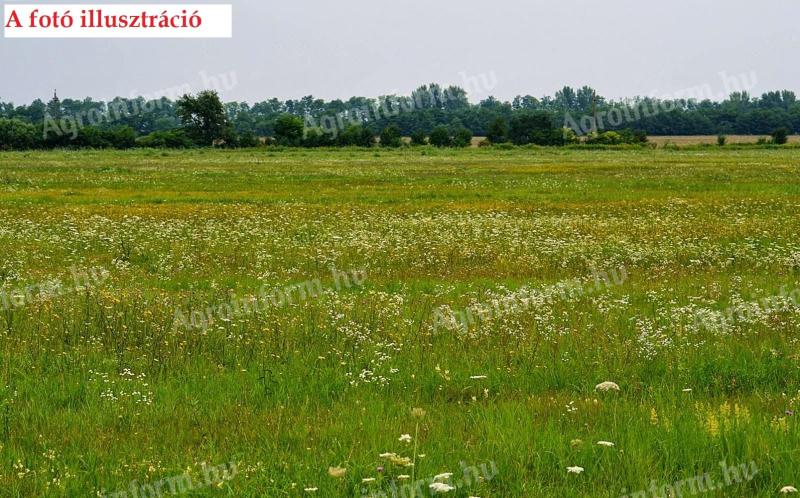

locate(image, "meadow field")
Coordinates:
0 147 799 497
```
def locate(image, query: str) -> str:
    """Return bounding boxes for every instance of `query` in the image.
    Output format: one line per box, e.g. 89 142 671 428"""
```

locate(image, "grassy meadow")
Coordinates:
0 147 799 497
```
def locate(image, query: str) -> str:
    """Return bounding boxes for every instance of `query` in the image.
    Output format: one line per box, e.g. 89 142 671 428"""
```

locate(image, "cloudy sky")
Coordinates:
2 0 798 104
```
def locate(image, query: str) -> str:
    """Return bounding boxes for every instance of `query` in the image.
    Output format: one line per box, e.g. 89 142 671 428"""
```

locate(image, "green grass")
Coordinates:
0 147 799 497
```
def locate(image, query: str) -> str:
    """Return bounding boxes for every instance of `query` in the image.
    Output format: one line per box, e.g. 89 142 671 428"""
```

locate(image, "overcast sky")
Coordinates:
2 0 799 104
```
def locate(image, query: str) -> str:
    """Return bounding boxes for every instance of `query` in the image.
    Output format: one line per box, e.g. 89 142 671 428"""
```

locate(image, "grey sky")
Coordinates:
1 0 798 104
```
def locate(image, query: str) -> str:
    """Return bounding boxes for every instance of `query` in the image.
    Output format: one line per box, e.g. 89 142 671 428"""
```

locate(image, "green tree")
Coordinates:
771 127 789 145
451 126 473 147
409 129 427 146
379 125 402 147
509 111 555 145
273 114 305 146
0 118 38 150
338 124 374 147
428 125 451 147
486 117 508 143
176 91 230 146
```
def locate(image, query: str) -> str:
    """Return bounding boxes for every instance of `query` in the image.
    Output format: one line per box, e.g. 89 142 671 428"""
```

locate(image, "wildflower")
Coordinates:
398 475 411 480
388 455 413 467
399 434 412 443
377 466 384 473
567 466 584 474
433 472 453 481
379 452 397 459
570 439 583 448
780 486 798 494
362 477 376 483
597 441 615 447
595 381 620 392
304 487 318 492
328 466 346 478
411 407 426 418
429 482 456 493
470 375 488 380
683 388 693 392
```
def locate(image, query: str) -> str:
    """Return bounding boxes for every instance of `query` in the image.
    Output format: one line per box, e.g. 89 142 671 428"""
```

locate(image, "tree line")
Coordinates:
0 84 798 150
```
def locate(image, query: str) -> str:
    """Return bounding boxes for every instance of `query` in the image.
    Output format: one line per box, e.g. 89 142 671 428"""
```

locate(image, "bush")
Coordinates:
337 124 374 147
509 111 557 145
771 127 789 145
451 126 473 147
409 129 427 146
379 125 402 148
105 126 136 149
0 118 39 150
273 114 305 146
237 131 261 148
717 134 727 146
302 128 334 147
136 129 195 148
586 131 623 145
428 126 451 147
486 117 509 143
586 129 646 146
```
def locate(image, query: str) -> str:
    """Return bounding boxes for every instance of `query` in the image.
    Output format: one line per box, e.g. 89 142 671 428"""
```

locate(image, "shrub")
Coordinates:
302 128 334 147
273 114 305 146
237 131 261 148
428 126 451 147
509 111 557 145
0 118 39 150
379 125 402 148
136 129 195 148
486 117 509 143
338 124 374 147
409 129 427 146
105 126 136 149
717 134 727 146
451 126 473 147
771 127 789 145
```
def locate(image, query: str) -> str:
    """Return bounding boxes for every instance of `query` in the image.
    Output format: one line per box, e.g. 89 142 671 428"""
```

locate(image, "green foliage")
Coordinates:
273 114 305 146
509 111 560 145
586 129 648 146
2 85 800 150
771 127 789 145
451 126 473 147
136 129 195 148
486 117 509 143
337 124 374 147
176 91 230 146
0 118 38 150
300 128 333 147
379 125 402 147
237 131 260 148
409 129 427 146
717 134 727 146
428 125 451 147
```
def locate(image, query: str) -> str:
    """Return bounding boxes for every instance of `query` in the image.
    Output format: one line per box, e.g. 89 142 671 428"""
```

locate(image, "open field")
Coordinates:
643 136 800 146
0 147 799 497
466 137 800 147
